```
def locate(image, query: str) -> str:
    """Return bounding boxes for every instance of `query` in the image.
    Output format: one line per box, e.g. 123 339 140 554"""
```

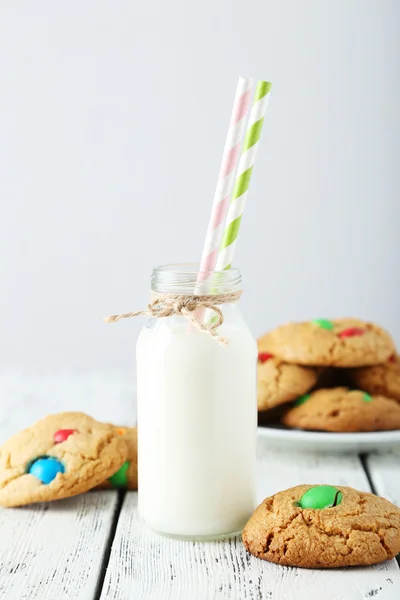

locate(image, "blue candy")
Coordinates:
28 457 65 484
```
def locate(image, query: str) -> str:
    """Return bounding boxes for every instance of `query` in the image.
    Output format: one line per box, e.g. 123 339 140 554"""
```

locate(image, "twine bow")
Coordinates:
103 291 242 346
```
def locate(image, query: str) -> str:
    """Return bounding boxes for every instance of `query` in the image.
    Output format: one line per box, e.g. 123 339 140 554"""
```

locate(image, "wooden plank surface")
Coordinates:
366 450 400 507
101 437 399 600
0 491 119 600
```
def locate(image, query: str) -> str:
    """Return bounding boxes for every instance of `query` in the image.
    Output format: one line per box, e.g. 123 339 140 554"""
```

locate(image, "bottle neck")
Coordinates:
151 263 242 295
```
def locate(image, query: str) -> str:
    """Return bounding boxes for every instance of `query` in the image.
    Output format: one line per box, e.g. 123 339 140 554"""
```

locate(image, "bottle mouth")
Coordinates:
151 263 242 295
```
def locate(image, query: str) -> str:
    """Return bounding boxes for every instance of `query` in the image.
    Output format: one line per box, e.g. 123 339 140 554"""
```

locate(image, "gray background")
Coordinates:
1 0 399 378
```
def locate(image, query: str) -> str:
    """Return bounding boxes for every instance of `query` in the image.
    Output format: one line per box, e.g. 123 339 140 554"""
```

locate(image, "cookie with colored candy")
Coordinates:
0 413 128 507
281 387 400 432
257 350 317 411
96 427 137 490
259 318 395 367
242 484 400 568
348 354 400 403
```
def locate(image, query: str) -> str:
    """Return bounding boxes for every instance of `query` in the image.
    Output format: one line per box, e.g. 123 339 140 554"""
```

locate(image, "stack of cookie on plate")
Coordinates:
257 318 400 432
0 413 137 507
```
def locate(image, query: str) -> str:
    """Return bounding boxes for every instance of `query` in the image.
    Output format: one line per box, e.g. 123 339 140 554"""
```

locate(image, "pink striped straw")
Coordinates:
195 77 253 295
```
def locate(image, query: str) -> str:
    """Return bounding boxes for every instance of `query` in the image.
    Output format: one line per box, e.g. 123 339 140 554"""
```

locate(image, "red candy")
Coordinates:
258 352 274 363
338 327 365 339
53 429 77 443
389 354 397 363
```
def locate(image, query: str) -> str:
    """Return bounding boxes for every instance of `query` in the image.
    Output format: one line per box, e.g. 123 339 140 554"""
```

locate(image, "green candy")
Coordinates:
362 392 373 403
312 319 334 331
108 461 129 488
295 393 311 406
297 485 342 509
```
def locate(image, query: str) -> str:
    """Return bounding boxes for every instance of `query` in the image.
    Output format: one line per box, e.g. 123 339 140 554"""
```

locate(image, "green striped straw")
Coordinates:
215 80 272 271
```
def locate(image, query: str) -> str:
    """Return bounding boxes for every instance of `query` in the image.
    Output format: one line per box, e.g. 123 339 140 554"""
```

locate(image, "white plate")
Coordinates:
258 425 400 453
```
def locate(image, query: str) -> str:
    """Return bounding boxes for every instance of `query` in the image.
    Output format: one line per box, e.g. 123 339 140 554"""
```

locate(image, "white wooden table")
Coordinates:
0 374 399 600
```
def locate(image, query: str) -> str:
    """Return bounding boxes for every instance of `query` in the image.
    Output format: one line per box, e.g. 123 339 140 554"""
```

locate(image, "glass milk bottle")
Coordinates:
136 264 257 539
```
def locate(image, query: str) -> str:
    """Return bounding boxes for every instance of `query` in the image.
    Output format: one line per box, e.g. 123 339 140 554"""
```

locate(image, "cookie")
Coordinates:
0 412 128 507
96 426 137 490
348 354 400 403
242 484 400 568
281 387 400 432
257 351 317 411
259 318 395 367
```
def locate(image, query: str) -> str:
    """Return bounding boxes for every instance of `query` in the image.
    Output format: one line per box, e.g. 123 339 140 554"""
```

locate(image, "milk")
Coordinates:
137 311 257 539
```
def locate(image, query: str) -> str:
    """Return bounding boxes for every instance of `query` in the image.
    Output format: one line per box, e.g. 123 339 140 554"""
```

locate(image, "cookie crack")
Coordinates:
273 361 294 406
377 536 391 558
56 431 114 461
263 532 275 553
282 535 296 556
326 335 341 365
274 363 284 400
305 519 394 562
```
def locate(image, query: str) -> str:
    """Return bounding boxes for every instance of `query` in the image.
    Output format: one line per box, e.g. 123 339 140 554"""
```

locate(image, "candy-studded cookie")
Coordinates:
259 318 395 367
97 427 137 490
348 354 400 403
282 387 400 432
257 351 317 411
243 484 400 568
0 413 128 507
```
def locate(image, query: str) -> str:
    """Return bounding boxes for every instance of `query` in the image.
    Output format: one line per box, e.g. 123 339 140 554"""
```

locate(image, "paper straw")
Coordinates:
195 76 253 293
216 80 272 271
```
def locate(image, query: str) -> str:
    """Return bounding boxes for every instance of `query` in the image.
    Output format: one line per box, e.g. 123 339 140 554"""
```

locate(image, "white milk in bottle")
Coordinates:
136 264 257 539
